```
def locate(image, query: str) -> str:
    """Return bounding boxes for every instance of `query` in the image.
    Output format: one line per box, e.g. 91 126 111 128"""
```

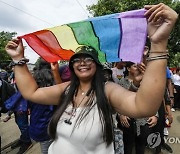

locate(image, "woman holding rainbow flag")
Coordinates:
5 3 178 154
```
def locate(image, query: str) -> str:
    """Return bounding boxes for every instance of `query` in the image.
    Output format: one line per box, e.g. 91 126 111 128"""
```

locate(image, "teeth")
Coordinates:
79 68 88 72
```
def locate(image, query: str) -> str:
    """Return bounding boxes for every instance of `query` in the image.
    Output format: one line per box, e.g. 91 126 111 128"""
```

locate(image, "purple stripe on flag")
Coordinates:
119 17 147 63
113 9 148 63
118 9 146 18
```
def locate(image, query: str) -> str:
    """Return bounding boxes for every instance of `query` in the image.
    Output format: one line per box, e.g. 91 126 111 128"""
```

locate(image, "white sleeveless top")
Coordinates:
48 104 114 154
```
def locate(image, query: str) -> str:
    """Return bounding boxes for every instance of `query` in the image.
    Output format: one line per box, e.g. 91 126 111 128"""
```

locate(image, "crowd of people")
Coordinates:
0 3 179 154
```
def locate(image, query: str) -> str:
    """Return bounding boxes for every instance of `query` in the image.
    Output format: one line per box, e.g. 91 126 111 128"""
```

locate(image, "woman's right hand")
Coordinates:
5 38 24 61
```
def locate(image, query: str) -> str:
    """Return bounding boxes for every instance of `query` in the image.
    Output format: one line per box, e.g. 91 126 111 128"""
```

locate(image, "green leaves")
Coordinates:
0 31 17 63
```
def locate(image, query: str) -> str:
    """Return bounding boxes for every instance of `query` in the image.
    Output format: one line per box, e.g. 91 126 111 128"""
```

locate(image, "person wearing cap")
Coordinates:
102 63 114 82
118 61 158 154
5 4 178 154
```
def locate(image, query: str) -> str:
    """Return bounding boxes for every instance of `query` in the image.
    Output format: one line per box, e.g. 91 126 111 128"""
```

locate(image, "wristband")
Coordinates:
130 82 139 91
10 58 29 66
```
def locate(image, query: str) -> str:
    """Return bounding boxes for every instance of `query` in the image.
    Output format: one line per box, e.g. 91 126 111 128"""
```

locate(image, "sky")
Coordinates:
0 0 97 63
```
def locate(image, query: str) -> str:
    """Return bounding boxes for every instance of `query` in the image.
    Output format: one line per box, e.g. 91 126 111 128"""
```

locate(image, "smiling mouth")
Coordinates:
78 67 90 72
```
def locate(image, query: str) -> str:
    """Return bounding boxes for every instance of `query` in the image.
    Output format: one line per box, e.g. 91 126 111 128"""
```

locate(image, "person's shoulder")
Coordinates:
57 81 70 87
166 67 171 79
104 81 120 89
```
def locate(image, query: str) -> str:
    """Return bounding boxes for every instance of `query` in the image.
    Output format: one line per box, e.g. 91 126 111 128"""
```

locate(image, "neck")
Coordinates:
127 74 134 81
79 81 92 95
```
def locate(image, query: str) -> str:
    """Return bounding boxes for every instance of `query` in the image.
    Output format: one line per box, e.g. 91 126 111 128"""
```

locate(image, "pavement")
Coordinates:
0 110 180 154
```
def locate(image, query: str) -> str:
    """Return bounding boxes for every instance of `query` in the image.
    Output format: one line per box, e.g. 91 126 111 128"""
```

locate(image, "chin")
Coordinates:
78 73 94 80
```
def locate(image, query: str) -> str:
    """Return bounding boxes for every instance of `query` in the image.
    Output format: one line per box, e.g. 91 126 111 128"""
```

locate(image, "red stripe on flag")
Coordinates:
21 30 74 62
34 30 74 60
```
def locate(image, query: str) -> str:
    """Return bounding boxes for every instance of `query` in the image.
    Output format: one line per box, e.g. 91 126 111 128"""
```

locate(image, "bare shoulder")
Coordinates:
54 81 71 92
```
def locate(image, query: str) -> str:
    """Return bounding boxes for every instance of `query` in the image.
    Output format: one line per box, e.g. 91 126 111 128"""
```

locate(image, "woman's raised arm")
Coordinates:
106 3 178 118
5 39 69 105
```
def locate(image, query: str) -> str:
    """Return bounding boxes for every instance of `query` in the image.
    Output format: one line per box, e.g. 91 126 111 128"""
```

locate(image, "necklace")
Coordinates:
79 86 86 95
64 90 88 125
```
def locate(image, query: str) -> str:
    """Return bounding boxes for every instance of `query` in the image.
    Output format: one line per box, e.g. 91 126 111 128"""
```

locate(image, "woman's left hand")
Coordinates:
167 114 173 124
145 3 178 45
133 62 146 87
147 116 158 128
51 62 59 72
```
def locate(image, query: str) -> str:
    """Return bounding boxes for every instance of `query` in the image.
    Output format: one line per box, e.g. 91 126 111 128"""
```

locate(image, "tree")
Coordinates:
88 0 172 16
168 2 180 67
88 0 180 67
169 52 180 67
0 31 17 64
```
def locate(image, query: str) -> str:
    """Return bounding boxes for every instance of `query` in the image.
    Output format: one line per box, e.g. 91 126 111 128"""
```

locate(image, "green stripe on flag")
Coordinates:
68 21 106 62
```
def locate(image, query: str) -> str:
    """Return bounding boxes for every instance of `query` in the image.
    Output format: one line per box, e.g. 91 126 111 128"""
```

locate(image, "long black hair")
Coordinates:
123 61 135 77
48 64 114 146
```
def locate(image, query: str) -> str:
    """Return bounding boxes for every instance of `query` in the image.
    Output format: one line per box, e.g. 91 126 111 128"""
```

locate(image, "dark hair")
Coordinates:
36 58 51 70
48 65 114 145
33 69 54 87
123 61 135 77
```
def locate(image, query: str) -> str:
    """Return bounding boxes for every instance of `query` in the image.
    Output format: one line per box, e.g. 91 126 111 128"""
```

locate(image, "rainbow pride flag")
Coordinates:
20 9 147 63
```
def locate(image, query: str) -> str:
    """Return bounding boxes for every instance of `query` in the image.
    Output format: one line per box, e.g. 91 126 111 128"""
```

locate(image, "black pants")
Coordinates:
122 119 150 154
151 103 165 153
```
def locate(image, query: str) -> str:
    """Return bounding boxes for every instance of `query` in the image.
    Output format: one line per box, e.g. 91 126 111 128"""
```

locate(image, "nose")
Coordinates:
79 59 86 65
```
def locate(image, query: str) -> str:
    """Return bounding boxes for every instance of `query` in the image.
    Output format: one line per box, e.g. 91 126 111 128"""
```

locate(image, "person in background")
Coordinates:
59 64 71 82
166 67 175 108
5 4 178 154
111 61 125 83
152 90 173 154
151 68 174 154
119 61 158 154
0 64 8 82
2 65 32 154
29 66 54 154
163 67 174 136
172 68 180 110
102 63 114 82
0 76 16 152
29 61 68 154
102 63 124 154
3 65 15 122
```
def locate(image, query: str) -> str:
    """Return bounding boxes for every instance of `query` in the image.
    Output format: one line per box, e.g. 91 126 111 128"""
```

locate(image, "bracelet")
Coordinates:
149 51 168 54
148 53 170 58
148 50 169 57
10 58 29 66
130 82 139 91
170 96 174 98
148 52 169 57
146 54 169 61
149 49 169 53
